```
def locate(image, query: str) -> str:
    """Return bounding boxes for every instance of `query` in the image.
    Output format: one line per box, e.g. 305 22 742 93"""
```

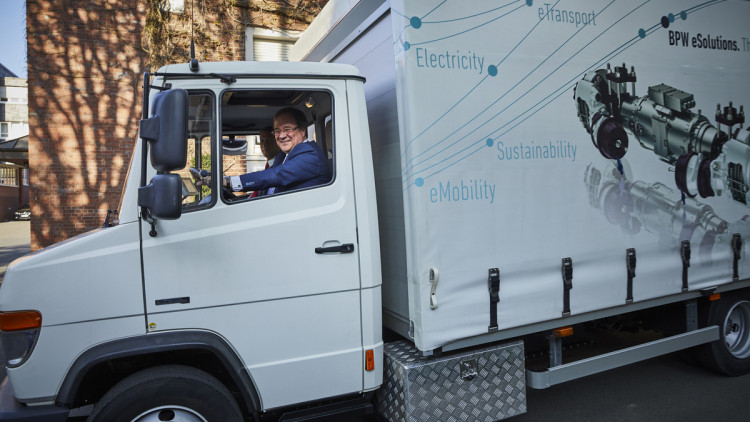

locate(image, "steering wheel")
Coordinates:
190 167 240 201
222 183 237 200
189 167 209 186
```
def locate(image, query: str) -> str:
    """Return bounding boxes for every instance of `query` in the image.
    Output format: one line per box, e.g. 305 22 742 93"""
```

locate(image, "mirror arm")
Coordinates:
148 221 158 238
140 72 152 226
140 72 151 188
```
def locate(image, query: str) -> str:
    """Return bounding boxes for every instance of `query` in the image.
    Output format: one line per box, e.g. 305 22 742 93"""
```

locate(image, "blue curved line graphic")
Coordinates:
402 0 632 179
391 7 407 19
421 0 449 19
686 0 726 14
409 3 526 47
401 0 560 161
403 25 669 185
403 34 643 187
422 1 519 24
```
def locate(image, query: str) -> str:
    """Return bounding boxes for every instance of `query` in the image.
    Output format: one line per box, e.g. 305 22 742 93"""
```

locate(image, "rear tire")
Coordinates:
697 291 750 376
87 365 243 422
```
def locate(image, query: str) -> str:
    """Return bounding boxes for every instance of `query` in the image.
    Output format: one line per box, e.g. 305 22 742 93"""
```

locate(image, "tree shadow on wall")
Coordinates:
26 0 147 250
25 0 327 250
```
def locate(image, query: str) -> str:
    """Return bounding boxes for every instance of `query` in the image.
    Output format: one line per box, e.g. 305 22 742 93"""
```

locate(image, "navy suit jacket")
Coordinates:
238 141 331 194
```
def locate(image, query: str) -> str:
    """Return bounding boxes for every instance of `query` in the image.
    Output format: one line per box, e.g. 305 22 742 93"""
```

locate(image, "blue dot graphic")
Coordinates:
404 41 411 51
638 29 646 39
488 65 498 77
415 178 424 187
410 17 422 29
526 0 533 6
668 13 675 23
486 138 494 147
680 11 687 20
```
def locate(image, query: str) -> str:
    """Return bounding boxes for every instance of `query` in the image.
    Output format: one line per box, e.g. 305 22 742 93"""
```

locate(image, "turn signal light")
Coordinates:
553 327 574 338
365 349 375 371
0 311 42 332
709 293 721 301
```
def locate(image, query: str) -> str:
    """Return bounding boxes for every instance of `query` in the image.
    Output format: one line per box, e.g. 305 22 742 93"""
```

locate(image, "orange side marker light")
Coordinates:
365 349 375 371
553 326 574 338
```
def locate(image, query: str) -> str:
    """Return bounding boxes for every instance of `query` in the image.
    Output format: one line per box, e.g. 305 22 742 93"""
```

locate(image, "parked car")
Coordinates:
14 205 30 221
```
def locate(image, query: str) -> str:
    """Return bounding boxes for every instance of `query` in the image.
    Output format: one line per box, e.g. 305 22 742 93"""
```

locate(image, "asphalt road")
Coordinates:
2 221 750 421
515 352 750 422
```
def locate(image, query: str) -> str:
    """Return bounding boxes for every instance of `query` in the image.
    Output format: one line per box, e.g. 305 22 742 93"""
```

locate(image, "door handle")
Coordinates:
315 243 355 254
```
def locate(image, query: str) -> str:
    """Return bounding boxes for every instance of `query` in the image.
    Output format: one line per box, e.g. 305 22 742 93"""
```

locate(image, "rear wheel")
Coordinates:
87 365 243 422
698 291 750 376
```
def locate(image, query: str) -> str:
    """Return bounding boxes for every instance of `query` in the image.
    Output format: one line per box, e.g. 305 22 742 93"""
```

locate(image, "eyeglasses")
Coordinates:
272 126 299 136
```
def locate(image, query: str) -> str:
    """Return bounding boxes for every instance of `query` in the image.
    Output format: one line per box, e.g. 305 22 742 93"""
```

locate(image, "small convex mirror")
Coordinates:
138 174 182 220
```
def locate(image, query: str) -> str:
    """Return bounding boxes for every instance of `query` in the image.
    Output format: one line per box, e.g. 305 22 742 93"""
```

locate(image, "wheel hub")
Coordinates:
131 406 208 422
723 300 750 359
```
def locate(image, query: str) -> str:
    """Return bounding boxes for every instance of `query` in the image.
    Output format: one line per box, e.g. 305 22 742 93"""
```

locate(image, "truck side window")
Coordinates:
179 92 215 211
220 89 334 203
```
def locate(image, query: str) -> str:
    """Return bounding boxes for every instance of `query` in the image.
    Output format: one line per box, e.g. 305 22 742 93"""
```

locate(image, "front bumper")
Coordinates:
0 377 68 422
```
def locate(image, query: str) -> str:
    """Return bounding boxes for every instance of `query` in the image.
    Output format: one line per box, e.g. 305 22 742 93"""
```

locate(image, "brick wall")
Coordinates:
27 0 147 249
27 0 325 250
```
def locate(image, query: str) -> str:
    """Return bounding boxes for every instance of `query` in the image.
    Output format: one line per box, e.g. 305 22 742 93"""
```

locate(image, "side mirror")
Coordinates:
139 89 189 172
138 174 182 220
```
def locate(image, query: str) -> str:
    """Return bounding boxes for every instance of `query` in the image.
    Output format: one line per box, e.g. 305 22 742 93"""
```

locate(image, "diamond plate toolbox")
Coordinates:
376 340 526 422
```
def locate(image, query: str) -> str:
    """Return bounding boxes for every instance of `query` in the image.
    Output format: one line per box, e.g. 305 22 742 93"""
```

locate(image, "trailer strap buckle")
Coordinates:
562 258 573 316
732 233 742 281
626 248 636 303
681 241 691 292
488 268 500 332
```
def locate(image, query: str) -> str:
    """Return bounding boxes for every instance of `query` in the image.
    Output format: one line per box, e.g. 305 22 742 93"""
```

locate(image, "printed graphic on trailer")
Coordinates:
392 0 748 222
390 0 750 348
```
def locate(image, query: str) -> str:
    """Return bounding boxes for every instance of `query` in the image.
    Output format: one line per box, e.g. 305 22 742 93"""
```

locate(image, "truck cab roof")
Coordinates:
156 61 363 80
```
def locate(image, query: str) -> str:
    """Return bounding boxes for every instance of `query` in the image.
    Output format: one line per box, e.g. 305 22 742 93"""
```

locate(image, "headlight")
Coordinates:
0 311 41 368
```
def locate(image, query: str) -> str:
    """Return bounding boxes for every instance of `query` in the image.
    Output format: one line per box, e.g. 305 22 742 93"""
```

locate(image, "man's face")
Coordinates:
273 113 305 154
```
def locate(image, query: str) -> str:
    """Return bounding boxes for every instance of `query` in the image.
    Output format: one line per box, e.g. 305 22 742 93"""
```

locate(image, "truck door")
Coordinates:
139 81 363 409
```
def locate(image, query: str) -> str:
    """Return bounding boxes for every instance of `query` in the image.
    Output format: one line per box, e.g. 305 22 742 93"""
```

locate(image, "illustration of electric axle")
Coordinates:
574 64 750 206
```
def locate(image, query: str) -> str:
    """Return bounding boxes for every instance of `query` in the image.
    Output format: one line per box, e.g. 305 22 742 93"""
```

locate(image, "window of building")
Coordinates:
0 167 17 186
245 28 300 62
0 122 8 138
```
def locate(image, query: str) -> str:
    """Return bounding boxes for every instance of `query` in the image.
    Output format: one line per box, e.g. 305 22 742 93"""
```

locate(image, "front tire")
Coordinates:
87 365 243 422
698 291 750 376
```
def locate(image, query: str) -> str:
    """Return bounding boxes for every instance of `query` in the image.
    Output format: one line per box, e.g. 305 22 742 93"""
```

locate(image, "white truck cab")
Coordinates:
0 61 384 421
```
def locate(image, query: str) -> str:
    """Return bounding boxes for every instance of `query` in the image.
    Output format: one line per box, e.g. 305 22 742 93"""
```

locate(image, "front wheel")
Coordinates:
87 365 243 422
697 290 750 376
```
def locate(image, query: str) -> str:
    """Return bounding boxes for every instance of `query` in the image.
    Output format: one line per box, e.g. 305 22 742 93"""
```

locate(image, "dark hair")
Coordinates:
275 107 308 132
